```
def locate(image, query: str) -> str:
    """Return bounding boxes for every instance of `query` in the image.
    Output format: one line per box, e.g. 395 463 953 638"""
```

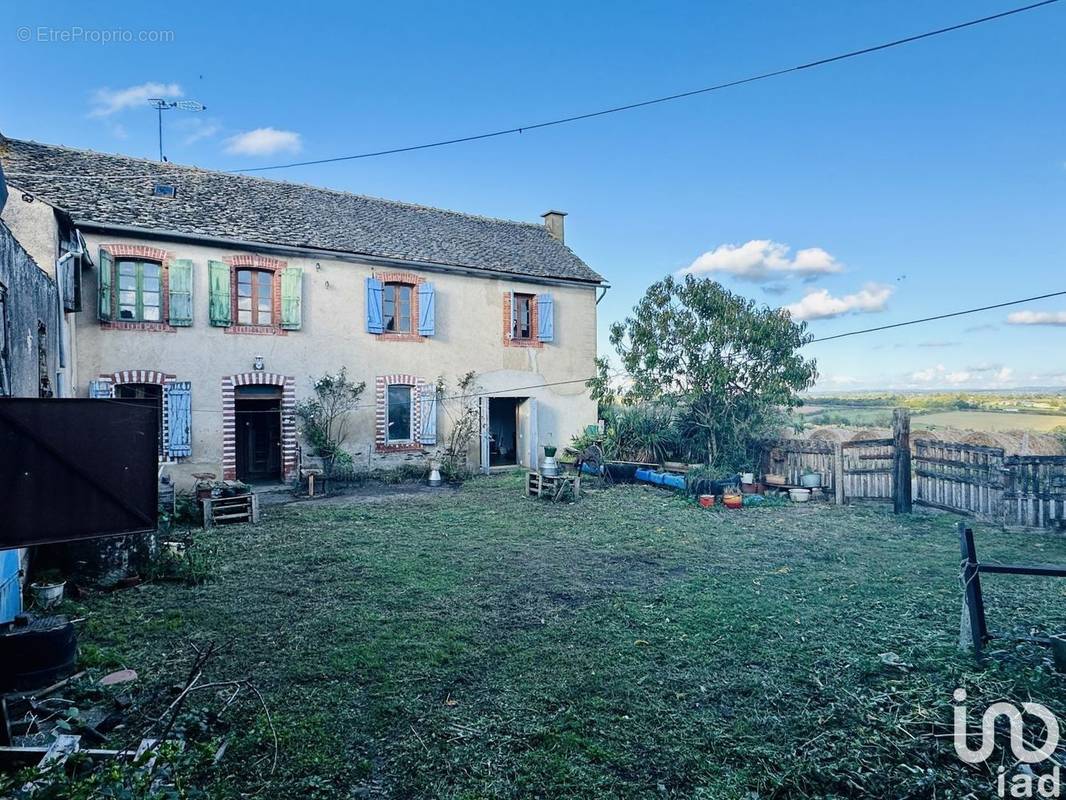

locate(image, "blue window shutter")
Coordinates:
88 379 113 398
165 381 192 457
417 282 435 336
508 290 516 338
366 277 384 334
537 293 554 342
419 384 438 445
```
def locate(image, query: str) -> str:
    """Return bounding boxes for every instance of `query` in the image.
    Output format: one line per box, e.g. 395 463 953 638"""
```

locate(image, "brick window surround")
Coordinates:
375 373 425 452
221 372 297 481
99 244 174 332
502 291 543 348
375 271 426 342
92 369 180 461
226 254 288 336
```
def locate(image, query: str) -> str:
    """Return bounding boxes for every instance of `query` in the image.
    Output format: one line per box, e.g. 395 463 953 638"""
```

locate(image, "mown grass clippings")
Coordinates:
23 473 1066 798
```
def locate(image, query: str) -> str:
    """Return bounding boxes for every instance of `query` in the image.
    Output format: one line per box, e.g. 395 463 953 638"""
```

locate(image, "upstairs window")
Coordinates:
383 282 413 333
386 384 413 442
236 269 273 326
116 259 162 322
513 293 534 339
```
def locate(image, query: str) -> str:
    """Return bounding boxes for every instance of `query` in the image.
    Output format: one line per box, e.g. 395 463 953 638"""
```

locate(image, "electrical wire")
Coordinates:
5 0 1058 180
807 289 1066 343
94 287 1064 413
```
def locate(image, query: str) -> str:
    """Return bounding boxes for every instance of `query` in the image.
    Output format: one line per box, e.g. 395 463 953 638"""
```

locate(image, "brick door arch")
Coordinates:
222 372 297 481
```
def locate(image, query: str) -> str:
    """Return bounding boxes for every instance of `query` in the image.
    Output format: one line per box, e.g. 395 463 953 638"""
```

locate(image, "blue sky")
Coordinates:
3 0 1064 391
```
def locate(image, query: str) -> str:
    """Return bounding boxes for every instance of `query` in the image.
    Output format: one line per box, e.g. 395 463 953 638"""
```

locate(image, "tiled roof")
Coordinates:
0 137 603 284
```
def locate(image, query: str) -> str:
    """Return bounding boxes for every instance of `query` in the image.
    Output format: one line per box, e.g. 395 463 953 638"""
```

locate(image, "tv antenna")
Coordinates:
147 98 206 161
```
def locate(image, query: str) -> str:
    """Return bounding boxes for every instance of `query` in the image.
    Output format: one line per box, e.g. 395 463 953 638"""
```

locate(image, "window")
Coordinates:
386 385 413 442
115 383 164 455
116 259 162 321
236 269 273 325
383 282 413 333
513 293 534 339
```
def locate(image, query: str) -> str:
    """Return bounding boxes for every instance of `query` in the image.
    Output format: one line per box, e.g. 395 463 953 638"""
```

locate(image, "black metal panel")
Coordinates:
0 398 158 548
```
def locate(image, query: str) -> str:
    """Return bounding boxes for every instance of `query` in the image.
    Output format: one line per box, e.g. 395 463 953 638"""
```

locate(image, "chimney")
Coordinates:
541 210 567 243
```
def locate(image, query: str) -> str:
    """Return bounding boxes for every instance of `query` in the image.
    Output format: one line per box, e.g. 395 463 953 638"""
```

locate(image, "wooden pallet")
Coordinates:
526 471 580 501
202 494 260 528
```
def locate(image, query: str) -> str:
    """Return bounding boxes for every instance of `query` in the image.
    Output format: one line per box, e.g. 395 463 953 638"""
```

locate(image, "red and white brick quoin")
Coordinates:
221 372 297 481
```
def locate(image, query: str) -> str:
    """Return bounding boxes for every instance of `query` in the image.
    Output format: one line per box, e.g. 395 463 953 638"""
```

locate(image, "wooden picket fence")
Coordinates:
766 411 1066 531
1003 456 1066 530
841 437 896 503
913 439 1005 519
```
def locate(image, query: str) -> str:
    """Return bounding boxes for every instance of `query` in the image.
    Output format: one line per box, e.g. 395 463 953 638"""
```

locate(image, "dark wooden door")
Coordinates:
235 400 281 482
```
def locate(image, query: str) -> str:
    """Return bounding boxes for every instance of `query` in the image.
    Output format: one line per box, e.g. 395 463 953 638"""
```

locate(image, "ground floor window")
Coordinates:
387 385 413 442
115 382 164 455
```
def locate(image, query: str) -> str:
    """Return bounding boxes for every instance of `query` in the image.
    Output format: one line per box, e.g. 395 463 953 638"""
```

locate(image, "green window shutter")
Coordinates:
168 259 194 326
98 248 113 321
208 260 231 326
280 266 303 330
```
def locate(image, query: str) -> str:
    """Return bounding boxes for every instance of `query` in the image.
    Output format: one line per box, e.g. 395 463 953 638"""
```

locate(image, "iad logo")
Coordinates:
953 688 1062 798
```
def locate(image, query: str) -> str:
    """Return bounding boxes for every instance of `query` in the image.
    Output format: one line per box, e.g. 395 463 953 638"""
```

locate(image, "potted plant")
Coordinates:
543 433 557 458
30 571 66 610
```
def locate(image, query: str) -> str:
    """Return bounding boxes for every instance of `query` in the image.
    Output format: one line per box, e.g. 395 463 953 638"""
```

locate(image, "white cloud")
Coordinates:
680 240 842 283
179 118 221 145
910 364 972 385
224 128 302 156
784 283 893 321
909 364 1015 388
1006 310 1066 326
90 82 182 117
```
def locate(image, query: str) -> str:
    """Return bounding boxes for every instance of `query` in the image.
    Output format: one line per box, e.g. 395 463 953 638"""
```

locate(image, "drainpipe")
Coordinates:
596 284 610 304
54 246 81 398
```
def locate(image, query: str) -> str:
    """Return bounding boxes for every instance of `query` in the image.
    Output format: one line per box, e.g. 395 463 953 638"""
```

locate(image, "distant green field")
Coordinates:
913 410 1066 432
800 406 1066 432
799 406 894 425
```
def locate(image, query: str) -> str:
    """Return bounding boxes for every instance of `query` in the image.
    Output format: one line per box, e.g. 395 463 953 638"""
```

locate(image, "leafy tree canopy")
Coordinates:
589 275 818 469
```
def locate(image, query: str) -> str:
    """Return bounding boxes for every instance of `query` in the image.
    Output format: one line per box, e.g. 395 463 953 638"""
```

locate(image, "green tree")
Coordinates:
591 275 818 469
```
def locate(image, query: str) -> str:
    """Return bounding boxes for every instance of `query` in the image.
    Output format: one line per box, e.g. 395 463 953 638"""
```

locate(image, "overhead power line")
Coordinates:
807 289 1066 342
235 0 1059 174
94 287 1066 414
5 0 1059 181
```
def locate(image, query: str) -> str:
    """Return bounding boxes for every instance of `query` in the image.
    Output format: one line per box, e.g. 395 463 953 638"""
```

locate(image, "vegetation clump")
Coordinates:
587 275 816 471
294 368 366 473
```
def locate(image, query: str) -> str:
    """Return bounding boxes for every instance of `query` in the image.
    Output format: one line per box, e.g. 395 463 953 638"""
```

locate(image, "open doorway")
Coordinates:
488 397 519 467
235 385 282 483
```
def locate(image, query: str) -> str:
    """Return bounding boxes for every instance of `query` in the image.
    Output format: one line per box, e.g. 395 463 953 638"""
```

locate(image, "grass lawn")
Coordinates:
52 475 1066 798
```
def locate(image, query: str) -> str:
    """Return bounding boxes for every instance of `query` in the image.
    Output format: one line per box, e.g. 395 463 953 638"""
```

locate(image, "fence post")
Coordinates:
893 408 912 514
833 442 844 505
958 522 986 659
